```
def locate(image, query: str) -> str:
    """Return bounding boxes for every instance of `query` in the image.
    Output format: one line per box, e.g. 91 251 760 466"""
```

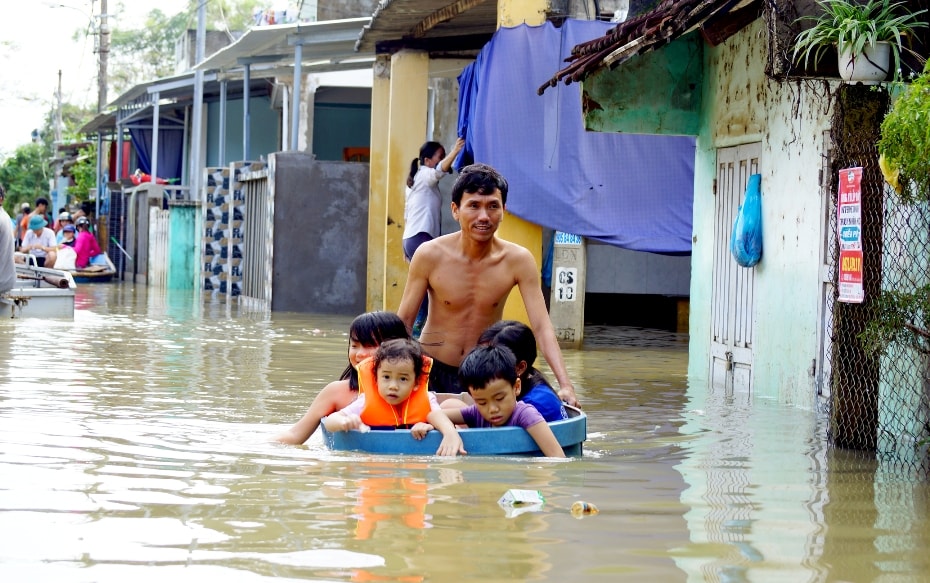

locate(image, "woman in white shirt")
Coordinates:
403 137 464 336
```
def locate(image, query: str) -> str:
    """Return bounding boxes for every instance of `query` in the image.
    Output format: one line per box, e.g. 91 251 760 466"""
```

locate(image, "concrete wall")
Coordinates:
688 19 835 406
586 243 690 295
270 152 368 314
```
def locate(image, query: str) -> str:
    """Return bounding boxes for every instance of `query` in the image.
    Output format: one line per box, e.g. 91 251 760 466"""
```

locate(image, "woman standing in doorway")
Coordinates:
403 137 464 336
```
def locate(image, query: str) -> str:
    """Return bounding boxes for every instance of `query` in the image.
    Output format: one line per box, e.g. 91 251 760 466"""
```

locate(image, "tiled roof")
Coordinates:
538 0 757 94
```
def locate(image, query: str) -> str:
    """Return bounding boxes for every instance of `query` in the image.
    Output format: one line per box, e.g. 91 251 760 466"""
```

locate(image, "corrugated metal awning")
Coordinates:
355 0 497 54
195 18 374 72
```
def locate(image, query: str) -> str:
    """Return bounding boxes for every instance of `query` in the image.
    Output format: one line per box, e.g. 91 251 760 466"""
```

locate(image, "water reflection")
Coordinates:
0 284 927 582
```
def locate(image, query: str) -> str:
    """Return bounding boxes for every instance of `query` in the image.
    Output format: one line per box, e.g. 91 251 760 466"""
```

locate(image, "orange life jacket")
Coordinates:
356 355 433 428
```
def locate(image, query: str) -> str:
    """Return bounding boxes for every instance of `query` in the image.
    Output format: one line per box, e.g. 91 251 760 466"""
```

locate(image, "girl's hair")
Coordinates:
341 311 411 390
407 141 445 183
476 320 556 399
373 338 428 384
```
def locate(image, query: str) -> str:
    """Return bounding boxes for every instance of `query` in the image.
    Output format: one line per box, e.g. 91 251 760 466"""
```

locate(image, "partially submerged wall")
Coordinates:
270 152 368 314
689 18 835 406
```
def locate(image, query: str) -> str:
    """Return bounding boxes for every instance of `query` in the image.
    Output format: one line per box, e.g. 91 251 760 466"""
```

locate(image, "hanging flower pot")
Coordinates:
838 41 891 84
793 0 928 84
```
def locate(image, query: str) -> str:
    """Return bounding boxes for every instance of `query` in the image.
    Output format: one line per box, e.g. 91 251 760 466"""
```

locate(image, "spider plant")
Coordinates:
793 0 928 82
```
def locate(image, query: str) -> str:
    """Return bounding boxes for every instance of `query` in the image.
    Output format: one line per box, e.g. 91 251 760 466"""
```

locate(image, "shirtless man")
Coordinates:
397 163 579 407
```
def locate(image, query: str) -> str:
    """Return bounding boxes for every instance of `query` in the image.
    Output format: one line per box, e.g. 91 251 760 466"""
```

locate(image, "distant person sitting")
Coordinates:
73 217 101 269
19 197 52 247
443 345 565 458
59 224 77 247
0 184 16 294
54 211 72 239
54 225 78 270
19 215 57 268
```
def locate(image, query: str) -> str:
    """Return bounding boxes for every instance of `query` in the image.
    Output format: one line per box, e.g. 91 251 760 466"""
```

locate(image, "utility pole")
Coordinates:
55 70 63 145
97 0 109 113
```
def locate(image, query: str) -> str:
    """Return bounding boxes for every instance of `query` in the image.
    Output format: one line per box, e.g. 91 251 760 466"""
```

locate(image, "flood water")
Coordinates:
1 284 928 582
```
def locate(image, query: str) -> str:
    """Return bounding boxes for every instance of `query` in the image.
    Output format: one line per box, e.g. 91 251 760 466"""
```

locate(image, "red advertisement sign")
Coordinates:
837 167 863 303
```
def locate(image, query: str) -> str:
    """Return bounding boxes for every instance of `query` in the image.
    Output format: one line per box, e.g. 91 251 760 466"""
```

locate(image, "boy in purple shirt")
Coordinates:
444 345 565 458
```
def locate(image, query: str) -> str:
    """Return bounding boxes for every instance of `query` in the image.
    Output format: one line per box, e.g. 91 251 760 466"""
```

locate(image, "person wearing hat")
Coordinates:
19 197 51 245
73 216 101 269
55 211 73 244
58 224 77 247
0 184 16 294
53 224 79 270
20 213 57 268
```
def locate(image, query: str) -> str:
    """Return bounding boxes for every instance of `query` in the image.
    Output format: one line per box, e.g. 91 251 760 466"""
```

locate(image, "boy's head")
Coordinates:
372 338 427 405
458 345 522 426
451 163 509 207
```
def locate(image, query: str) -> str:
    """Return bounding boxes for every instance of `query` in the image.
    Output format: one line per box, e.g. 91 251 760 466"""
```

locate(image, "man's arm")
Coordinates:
513 247 579 407
396 248 431 330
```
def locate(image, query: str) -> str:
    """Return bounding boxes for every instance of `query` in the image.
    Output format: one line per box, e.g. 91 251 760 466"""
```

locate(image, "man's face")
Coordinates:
452 190 504 241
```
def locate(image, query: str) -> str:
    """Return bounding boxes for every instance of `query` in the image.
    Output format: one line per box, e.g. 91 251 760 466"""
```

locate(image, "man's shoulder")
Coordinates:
418 233 458 256
494 237 536 265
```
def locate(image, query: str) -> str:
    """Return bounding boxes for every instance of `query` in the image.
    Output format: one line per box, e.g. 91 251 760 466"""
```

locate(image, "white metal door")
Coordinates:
817 132 834 399
711 143 761 393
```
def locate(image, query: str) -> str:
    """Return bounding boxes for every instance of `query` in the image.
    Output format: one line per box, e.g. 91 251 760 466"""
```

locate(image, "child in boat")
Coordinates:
274 311 410 445
477 320 568 422
324 339 466 456
444 344 565 458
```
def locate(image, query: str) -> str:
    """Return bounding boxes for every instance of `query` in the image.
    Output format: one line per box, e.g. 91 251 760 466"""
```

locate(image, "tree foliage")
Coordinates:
106 1 271 96
878 63 930 204
0 143 52 213
69 143 98 203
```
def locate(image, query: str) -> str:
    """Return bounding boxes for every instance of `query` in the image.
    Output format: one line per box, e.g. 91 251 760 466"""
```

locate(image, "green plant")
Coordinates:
793 0 928 82
879 62 930 204
68 143 98 203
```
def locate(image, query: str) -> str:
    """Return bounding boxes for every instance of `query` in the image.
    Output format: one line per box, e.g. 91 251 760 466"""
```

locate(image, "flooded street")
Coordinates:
1 284 927 582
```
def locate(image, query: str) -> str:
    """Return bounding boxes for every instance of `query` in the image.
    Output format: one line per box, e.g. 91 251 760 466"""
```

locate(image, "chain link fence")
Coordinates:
824 85 930 480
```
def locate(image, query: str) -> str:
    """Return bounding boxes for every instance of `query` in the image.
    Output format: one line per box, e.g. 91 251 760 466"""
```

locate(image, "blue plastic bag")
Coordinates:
730 173 763 267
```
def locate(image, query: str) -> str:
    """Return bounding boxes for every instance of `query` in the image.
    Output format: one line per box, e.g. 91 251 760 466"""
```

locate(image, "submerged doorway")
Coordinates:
711 143 760 393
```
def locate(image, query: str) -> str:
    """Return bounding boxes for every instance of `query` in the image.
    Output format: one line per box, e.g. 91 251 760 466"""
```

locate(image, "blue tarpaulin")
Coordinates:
459 21 696 254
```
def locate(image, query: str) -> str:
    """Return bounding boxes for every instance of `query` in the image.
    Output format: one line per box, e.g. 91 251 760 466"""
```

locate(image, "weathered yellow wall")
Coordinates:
366 55 390 311
384 50 429 311
498 0 547 27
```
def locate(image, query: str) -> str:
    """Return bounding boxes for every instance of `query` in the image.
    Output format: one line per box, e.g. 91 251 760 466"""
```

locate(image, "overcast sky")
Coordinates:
0 1 190 157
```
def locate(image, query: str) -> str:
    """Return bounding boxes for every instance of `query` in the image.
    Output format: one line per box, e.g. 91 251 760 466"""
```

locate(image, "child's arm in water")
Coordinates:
526 420 566 458
426 410 466 456
274 380 353 444
323 411 369 433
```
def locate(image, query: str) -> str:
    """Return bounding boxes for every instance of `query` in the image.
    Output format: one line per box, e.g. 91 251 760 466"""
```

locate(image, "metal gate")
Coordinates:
711 143 761 393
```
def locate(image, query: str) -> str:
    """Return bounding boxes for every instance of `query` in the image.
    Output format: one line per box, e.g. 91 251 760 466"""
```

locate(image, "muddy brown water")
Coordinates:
0 284 927 582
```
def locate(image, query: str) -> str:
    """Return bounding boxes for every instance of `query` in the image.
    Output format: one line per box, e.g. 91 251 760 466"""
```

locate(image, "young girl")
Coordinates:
324 339 465 456
274 311 410 445
477 320 569 422
403 137 465 335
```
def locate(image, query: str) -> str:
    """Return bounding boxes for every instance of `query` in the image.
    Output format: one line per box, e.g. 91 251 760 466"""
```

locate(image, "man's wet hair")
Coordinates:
451 163 509 206
458 344 518 391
